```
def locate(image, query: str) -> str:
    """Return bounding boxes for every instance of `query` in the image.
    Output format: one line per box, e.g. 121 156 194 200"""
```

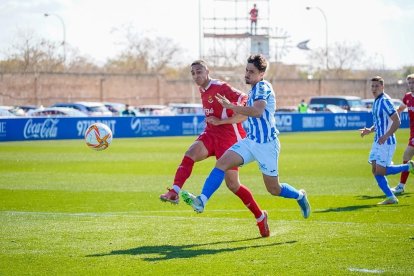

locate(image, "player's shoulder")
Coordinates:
403 92 413 99
211 79 244 94
254 80 273 95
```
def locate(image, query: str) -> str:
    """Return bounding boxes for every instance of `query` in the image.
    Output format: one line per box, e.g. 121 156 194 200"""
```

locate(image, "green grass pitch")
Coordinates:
1 130 413 275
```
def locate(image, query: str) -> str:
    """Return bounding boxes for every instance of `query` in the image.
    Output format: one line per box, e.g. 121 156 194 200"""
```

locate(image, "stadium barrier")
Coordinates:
0 112 409 142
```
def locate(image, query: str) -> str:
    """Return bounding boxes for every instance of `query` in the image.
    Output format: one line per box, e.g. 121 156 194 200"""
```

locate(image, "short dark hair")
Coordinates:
191 59 209 69
371 76 384 85
247 54 267 72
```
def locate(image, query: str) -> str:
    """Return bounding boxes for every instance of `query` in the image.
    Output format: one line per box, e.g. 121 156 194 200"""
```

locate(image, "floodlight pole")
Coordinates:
44 13 66 63
306 6 328 70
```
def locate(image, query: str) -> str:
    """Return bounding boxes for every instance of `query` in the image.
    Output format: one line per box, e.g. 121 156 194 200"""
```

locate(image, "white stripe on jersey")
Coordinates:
372 92 397 145
246 80 279 143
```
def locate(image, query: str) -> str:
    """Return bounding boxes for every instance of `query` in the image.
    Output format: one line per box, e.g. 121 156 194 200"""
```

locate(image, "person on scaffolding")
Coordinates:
249 3 258 35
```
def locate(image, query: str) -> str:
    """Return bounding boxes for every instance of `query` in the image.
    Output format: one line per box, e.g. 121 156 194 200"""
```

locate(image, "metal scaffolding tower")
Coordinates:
201 0 288 66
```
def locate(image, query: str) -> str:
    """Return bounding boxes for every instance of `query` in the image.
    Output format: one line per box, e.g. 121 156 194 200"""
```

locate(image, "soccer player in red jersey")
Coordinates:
160 59 269 237
392 74 414 194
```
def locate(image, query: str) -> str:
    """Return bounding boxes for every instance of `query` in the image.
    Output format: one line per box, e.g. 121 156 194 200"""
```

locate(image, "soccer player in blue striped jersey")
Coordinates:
181 54 310 235
360 76 414 205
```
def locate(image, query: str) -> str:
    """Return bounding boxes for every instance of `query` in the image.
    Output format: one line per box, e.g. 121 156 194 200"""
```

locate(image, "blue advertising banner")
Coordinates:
0 115 206 142
0 112 409 142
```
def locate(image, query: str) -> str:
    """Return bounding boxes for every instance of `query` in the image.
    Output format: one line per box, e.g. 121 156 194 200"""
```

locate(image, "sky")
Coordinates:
0 0 413 69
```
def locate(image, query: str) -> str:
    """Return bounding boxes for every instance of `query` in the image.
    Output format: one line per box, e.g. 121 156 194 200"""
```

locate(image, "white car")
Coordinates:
28 107 88 117
362 98 405 111
50 102 112 116
0 107 17 117
134 105 174 116
168 103 204 115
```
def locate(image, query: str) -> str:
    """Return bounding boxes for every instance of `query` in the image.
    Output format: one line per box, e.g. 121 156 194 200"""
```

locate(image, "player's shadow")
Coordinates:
315 193 412 213
87 237 297 261
314 204 375 213
358 193 412 200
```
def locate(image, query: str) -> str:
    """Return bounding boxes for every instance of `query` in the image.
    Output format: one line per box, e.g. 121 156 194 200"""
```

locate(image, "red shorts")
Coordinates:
197 131 240 171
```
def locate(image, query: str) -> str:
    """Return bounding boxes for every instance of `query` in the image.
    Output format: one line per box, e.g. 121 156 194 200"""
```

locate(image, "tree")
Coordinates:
105 25 183 74
307 41 365 78
0 29 64 72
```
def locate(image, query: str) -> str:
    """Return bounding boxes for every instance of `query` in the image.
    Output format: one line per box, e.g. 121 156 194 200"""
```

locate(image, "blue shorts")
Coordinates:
368 142 396 167
229 137 279 176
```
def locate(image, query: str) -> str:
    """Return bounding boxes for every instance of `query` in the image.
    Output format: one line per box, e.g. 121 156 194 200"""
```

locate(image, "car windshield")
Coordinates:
348 100 364 107
89 105 108 112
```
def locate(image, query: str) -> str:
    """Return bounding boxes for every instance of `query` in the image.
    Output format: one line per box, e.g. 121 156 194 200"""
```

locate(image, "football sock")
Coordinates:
279 183 301 199
385 163 409 175
256 212 265 222
201 167 225 200
374 175 393 198
173 156 195 188
172 185 180 194
399 161 409 184
235 184 263 219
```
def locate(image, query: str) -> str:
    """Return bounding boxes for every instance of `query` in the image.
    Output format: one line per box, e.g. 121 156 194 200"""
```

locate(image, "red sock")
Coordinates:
173 156 195 188
235 184 263 219
400 160 409 184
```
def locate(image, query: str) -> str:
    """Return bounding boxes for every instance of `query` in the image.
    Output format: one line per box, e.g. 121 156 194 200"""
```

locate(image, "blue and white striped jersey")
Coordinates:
372 92 397 145
246 80 279 143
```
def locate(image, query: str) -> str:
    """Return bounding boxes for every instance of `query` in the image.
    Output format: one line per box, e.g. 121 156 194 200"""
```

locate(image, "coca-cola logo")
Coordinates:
23 118 59 139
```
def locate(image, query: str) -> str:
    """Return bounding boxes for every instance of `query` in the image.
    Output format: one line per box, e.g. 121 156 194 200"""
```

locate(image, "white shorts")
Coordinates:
229 137 279 176
368 142 396 167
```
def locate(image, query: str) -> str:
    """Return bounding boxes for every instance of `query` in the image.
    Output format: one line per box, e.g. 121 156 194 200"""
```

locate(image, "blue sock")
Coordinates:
386 164 409 175
279 183 300 199
201 168 225 200
374 175 393 197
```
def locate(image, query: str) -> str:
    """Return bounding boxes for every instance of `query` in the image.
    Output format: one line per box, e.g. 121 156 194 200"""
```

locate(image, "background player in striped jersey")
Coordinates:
392 74 414 194
181 54 311 236
359 76 414 205
160 59 269 237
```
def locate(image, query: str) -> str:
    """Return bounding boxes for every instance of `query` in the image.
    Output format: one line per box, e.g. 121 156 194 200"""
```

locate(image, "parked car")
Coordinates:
28 107 88 117
309 96 369 112
0 105 25 116
50 102 112 116
0 107 17 117
134 105 174 116
362 98 405 111
103 102 126 116
168 103 204 115
308 104 348 113
15 105 39 115
276 106 298 113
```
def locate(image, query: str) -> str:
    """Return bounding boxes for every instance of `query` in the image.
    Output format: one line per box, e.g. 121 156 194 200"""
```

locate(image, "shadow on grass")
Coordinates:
314 204 376 213
315 193 412 213
87 237 297 261
357 193 411 200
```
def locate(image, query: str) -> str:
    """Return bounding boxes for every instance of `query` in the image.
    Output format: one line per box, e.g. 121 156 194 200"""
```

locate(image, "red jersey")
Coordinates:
250 8 258 21
402 92 414 136
200 79 247 140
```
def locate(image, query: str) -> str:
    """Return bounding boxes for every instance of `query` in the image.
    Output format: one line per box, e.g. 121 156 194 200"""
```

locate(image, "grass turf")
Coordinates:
1 130 413 275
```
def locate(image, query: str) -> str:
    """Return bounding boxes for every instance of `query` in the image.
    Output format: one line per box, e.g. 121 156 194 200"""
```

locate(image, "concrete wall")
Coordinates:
0 72 409 107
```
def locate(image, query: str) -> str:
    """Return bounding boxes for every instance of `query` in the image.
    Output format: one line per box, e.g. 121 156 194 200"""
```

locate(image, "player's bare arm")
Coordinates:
397 103 407 114
378 112 400 144
206 113 247 126
215 94 265 118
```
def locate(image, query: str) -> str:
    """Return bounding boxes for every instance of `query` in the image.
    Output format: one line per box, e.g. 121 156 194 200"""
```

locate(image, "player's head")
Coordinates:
407 73 414 92
190 60 210 88
245 54 267 85
371 76 384 98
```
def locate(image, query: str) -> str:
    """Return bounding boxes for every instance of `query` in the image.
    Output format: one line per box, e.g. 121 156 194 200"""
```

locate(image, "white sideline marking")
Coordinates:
348 267 385 274
2 210 414 227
